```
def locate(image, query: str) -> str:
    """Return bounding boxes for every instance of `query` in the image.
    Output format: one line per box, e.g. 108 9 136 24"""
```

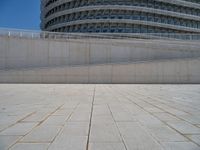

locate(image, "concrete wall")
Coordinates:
1 36 200 83
1 36 200 70
0 58 199 84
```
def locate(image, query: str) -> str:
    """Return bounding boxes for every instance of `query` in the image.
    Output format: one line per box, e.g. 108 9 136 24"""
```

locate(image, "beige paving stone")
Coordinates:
69 112 91 122
187 135 200 145
124 104 147 115
179 115 200 124
161 142 199 150
42 115 68 126
93 105 111 116
48 136 87 150
0 124 8 132
0 115 22 131
112 112 136 122
90 123 122 142
63 122 89 136
153 112 181 122
0 135 21 150
21 125 61 143
162 108 191 116
109 106 136 122
68 105 92 122
0 115 22 126
0 84 200 150
147 125 188 142
92 115 115 124
167 121 200 134
144 106 164 113
52 108 73 116
89 142 126 150
135 114 164 127
22 112 49 122
124 139 163 150
0 123 36 136
10 143 49 150
117 122 163 150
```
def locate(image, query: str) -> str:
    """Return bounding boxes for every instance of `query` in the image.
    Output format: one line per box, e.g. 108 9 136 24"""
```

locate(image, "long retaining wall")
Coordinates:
0 35 200 83
1 36 200 70
0 57 199 84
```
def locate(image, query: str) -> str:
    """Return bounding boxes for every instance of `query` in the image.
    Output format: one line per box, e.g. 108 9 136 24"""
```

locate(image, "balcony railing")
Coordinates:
0 28 200 40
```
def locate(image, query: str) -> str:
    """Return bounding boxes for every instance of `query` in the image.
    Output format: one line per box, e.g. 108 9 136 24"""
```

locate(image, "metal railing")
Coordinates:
0 28 200 40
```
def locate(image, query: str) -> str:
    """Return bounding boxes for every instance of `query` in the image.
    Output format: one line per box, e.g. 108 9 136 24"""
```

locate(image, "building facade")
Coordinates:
41 0 200 34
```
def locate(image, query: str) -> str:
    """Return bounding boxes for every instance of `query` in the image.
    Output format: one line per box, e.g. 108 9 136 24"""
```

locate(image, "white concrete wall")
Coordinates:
1 36 200 83
0 58 199 84
0 36 200 70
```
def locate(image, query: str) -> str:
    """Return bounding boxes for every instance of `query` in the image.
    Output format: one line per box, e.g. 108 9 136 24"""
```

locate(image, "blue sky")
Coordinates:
0 0 41 30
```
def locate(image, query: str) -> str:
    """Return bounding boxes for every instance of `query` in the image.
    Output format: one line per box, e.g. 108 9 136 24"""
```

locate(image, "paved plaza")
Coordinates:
0 84 200 150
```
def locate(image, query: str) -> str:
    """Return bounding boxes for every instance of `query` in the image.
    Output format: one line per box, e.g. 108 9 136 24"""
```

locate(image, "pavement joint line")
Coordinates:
86 85 96 150
7 124 39 149
36 104 65 127
107 104 128 150
7 104 64 150
120 87 199 128
111 86 200 148
143 89 200 113
109 86 168 149
108 86 166 148
117 88 186 123
135 92 200 129
184 133 200 136
17 141 51 144
164 124 200 147
47 101 81 149
148 96 194 115
194 125 200 128
163 98 200 112
108 86 173 149
0 111 36 133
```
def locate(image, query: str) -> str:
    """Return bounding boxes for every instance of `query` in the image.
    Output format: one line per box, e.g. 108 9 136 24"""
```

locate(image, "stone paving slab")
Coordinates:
0 135 21 150
161 142 199 150
0 123 36 136
89 142 126 150
0 84 200 150
167 121 200 134
20 125 62 143
10 143 49 150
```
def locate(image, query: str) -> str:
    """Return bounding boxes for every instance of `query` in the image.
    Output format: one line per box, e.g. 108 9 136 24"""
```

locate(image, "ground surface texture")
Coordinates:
0 84 200 150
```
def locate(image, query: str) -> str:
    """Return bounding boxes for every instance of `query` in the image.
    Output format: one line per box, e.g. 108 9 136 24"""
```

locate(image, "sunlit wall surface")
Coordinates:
41 0 200 33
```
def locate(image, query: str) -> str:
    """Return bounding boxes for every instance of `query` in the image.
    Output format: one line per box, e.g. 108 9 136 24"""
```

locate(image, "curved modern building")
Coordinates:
41 0 200 34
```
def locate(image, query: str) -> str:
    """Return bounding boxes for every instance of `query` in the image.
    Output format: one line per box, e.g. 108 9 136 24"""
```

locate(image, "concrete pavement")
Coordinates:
0 84 200 150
